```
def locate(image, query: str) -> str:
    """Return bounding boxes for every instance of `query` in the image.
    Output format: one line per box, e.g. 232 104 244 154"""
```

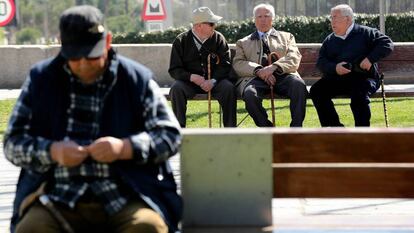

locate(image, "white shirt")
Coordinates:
192 29 207 51
334 22 355 40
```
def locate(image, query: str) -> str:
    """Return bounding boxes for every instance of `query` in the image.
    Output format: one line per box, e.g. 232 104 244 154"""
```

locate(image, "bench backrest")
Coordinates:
297 43 414 85
180 128 414 228
273 129 414 198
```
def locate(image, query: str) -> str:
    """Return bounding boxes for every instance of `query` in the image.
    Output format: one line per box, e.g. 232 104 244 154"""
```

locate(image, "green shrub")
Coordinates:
112 12 414 44
107 15 139 34
16 27 42 44
0 28 5 45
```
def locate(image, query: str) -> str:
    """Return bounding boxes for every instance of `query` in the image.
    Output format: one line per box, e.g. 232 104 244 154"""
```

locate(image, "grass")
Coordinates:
0 99 16 137
0 98 413 135
184 98 414 128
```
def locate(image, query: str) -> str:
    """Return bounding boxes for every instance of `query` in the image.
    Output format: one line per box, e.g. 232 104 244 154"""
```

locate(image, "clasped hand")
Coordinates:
256 65 276 86
50 137 131 167
190 74 214 92
336 58 372 76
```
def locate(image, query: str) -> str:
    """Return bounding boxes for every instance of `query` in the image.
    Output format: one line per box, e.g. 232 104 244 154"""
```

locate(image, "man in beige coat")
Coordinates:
233 3 307 127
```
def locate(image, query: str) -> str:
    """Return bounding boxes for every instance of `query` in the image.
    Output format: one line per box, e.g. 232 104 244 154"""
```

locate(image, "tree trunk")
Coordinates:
98 0 109 15
125 0 129 14
237 0 246 19
43 1 49 43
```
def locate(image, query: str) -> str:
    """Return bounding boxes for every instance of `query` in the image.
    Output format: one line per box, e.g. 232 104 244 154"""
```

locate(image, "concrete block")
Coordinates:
181 129 273 227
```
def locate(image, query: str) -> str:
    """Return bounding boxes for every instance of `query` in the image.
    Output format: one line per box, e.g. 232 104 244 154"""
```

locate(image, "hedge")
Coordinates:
112 12 414 44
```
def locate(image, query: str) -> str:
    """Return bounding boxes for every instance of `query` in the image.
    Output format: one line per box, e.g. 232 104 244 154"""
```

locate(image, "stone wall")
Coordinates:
1 42 413 89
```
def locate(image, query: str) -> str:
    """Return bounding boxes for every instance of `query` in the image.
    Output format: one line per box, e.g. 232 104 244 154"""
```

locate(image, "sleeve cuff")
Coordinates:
253 66 263 76
39 138 55 165
129 133 152 164
273 64 284 75
211 79 217 86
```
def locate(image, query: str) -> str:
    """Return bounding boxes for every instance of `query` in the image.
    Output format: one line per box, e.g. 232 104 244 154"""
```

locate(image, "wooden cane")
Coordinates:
207 53 220 128
268 52 279 127
380 73 389 127
207 54 212 128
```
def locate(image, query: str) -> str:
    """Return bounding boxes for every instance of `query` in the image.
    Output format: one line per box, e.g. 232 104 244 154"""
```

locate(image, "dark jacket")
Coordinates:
317 24 394 80
5 50 182 233
168 29 231 82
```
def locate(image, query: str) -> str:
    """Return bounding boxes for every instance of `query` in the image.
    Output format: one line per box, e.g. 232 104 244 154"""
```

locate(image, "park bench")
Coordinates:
180 127 414 232
162 42 414 100
160 43 414 126
160 42 414 100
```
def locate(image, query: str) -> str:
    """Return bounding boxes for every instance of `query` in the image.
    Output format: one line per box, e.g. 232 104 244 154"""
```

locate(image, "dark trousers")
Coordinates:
243 74 308 127
169 79 237 127
310 76 379 127
16 199 167 233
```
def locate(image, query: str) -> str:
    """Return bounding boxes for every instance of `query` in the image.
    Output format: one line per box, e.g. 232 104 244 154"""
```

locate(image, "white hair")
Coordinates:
253 3 275 19
331 4 354 21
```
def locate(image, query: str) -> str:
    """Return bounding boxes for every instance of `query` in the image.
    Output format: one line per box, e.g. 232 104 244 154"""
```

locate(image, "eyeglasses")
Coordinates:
255 14 272 19
329 15 348 22
202 22 215 27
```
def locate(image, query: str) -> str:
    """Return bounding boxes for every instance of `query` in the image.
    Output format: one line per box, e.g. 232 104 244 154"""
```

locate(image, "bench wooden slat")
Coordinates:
181 128 414 229
273 167 414 198
382 44 414 61
298 43 414 62
161 85 414 101
273 131 414 163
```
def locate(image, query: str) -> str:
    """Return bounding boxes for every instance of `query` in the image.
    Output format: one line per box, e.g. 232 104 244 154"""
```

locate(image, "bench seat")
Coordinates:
160 84 414 100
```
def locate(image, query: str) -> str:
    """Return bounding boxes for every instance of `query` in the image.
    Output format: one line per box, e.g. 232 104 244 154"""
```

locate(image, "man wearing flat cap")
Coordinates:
169 6 237 127
4 5 182 233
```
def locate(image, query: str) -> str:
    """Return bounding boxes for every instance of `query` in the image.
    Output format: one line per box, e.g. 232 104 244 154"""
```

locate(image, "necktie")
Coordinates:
261 34 270 66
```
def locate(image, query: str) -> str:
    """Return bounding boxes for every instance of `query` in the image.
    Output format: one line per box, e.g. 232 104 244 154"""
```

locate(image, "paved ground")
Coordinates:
0 144 19 233
2 149 414 233
1 90 414 232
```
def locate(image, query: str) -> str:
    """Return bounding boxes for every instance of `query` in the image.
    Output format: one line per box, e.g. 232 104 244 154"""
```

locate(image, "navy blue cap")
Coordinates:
59 5 106 59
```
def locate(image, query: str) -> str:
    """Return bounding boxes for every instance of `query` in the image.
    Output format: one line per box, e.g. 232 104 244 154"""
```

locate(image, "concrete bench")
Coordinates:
180 128 414 232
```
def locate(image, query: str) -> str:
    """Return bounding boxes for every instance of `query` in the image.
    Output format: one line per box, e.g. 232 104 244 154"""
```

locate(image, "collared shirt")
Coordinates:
45 64 127 215
192 29 207 51
334 22 355 40
257 30 268 40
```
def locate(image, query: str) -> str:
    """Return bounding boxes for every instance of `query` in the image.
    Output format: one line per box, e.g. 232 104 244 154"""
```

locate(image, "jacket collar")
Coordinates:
250 28 280 40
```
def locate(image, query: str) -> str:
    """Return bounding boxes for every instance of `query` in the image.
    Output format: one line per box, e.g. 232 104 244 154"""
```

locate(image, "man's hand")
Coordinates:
50 141 88 167
264 75 276 86
87 136 132 163
190 74 205 86
200 79 215 92
256 65 276 80
359 57 372 71
336 62 352 76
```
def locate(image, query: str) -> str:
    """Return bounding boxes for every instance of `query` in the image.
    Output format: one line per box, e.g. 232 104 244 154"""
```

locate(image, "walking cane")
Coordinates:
39 195 75 233
380 72 389 127
268 52 279 127
207 53 220 128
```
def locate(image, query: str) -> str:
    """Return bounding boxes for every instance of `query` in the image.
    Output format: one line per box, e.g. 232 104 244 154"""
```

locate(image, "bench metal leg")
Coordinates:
237 113 250 127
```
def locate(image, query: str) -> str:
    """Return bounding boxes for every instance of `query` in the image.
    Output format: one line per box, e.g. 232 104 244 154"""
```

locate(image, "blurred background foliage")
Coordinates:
112 12 414 43
2 0 414 44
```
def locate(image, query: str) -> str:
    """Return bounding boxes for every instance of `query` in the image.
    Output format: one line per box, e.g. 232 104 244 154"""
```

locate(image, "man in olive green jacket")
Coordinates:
233 3 307 127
